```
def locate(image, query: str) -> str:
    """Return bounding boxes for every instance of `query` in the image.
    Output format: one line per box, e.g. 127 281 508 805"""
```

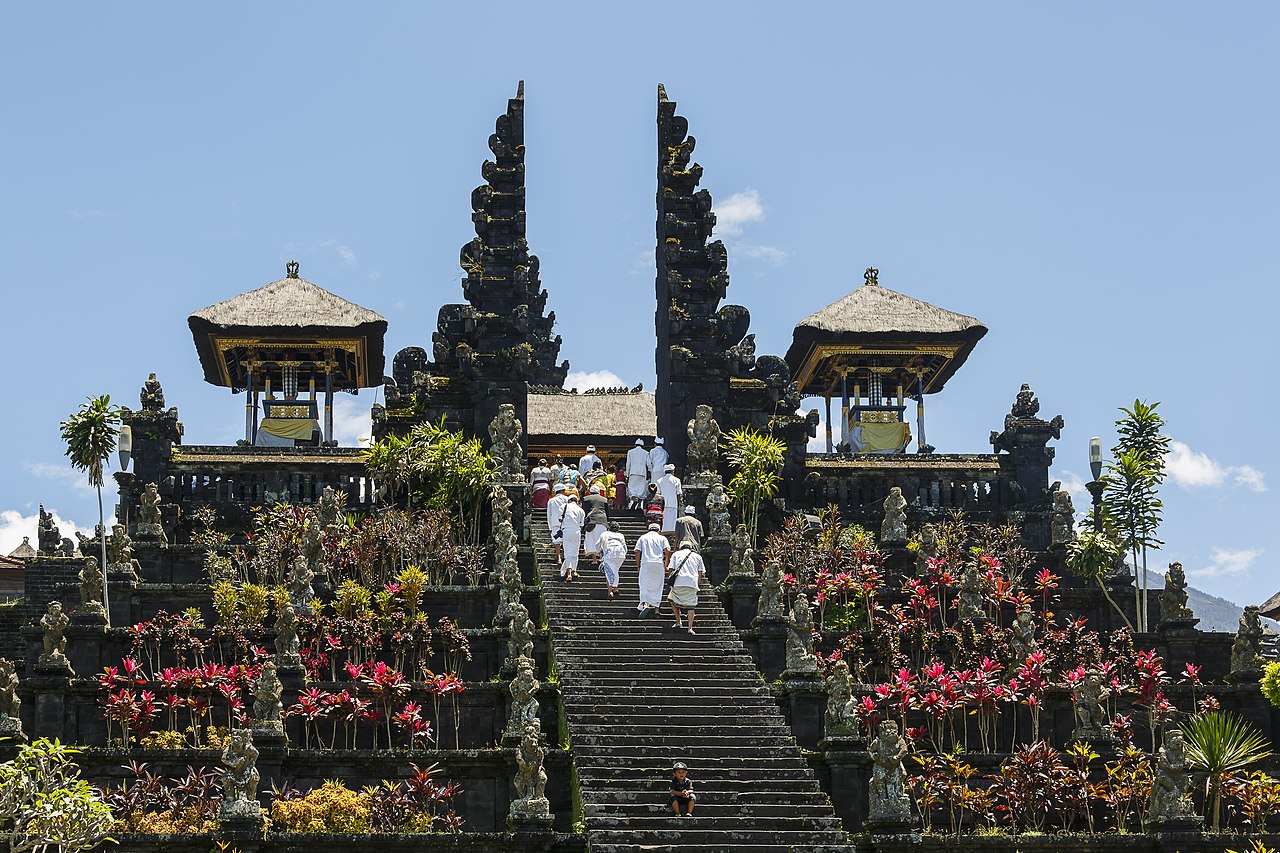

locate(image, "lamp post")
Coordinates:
117 425 132 472
1085 436 1105 531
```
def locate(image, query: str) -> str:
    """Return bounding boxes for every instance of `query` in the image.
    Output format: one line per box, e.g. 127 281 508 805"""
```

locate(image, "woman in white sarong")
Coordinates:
633 522 671 612
559 495 585 582
600 522 627 599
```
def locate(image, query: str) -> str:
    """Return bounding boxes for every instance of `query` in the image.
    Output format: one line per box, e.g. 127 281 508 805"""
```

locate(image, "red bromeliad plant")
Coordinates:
361 661 410 749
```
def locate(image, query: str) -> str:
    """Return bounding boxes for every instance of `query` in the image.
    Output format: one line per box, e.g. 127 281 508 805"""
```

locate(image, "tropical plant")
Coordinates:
1066 529 1133 630
1260 661 1280 708
60 394 122 615
1182 712 1272 831
723 426 785 548
0 739 115 853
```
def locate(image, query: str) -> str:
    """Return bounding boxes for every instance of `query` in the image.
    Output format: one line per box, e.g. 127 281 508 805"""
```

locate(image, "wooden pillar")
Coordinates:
824 394 833 453
840 372 849 452
916 375 928 452
245 367 255 443
324 362 334 444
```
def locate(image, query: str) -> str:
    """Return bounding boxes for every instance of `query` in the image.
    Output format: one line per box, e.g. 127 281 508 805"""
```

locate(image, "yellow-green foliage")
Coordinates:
397 565 428 615
335 580 372 618
116 808 218 835
137 730 186 750
1262 662 1280 708
212 582 238 624
270 781 371 833
240 584 271 625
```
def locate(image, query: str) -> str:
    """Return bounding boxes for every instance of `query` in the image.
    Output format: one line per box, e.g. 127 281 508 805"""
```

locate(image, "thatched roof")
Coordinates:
7 536 35 559
1260 590 1280 621
190 274 385 329
527 392 656 438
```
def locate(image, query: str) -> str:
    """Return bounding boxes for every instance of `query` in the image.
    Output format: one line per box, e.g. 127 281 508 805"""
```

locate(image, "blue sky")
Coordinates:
1 4 1275 606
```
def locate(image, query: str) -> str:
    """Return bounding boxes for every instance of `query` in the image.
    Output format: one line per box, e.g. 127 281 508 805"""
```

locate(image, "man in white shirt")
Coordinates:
578 445 602 476
647 438 669 487
655 463 683 534
633 522 671 613
625 439 651 509
546 482 569 560
558 494 586 582
666 541 706 634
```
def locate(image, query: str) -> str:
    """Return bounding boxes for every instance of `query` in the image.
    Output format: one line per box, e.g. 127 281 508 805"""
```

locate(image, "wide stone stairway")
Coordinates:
534 511 854 852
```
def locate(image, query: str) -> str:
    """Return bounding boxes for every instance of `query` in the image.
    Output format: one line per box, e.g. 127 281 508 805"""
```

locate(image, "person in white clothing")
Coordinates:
546 482 569 560
578 444 602 476
666 541 706 634
655 464 683 533
634 522 672 613
599 521 628 599
558 494 586 582
625 438 651 509
647 438 669 487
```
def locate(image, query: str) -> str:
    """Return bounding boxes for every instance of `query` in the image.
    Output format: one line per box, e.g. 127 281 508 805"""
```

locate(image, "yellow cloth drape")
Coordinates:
858 422 911 453
258 417 317 440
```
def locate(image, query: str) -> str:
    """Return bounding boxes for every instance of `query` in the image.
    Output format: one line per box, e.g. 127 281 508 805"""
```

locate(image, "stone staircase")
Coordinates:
535 511 853 853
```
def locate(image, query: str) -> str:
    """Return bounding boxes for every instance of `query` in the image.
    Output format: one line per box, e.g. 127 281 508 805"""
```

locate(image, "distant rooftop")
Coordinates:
527 390 656 438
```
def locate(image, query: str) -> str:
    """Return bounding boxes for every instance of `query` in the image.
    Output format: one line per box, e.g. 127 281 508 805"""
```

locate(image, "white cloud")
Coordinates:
0 508 95 556
331 396 372 447
23 461 97 495
1165 440 1268 492
1188 547 1264 579
565 370 627 392
69 209 112 219
713 189 765 238
1057 469 1092 518
336 245 357 266
737 244 788 264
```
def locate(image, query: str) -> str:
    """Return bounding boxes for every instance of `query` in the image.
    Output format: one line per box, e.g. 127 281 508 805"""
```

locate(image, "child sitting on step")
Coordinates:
668 761 696 818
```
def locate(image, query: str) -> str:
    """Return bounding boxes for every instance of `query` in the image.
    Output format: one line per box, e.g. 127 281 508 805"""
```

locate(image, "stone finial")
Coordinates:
864 267 879 286
868 720 912 823
37 505 61 555
219 729 262 822
880 487 908 545
286 260 300 279
785 593 819 675
140 373 165 411
510 719 550 821
1231 605 1264 676
0 657 22 737
251 659 284 737
505 656 540 741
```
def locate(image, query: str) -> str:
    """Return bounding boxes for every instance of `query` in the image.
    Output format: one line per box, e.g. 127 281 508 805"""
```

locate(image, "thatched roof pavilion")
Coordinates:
785 268 986 453
526 389 656 467
188 262 387 444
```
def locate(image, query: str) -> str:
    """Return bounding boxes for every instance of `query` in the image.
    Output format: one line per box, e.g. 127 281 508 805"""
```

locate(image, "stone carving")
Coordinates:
75 528 103 558
686 404 721 477
108 523 140 577
1231 605 1264 676
1071 670 1111 740
824 659 858 739
785 593 819 675
506 656 540 740
274 602 302 669
880 487 908 545
914 524 939 577
488 403 525 482
492 487 521 627
137 483 166 542
315 485 345 532
1160 561 1195 623
251 659 284 737
37 505 60 555
219 729 262 822
956 562 987 624
757 560 783 619
286 555 315 618
507 603 534 664
77 557 106 620
729 523 755 576
705 479 731 541
868 720 913 823
0 657 22 737
1010 383 1039 421
38 602 71 670
1148 727 1200 827
140 372 166 411
1050 489 1075 547
510 719 550 821
300 515 324 574
1010 603 1037 664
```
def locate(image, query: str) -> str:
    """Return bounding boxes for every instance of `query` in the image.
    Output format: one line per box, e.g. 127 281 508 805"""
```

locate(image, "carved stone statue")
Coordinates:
824 659 858 739
1072 670 1111 740
1160 561 1195 624
76 557 106 620
914 524 939 577
1147 727 1200 827
488 403 525 482
251 659 284 737
705 479 731 542
880 487 908 545
219 729 262 821
868 720 913 824
273 602 302 669
506 656 540 740
729 523 755 576
493 486 522 626
37 505 60 555
757 560 783 620
686 404 721 478
286 555 315 618
300 515 325 574
315 485 345 532
785 593 819 675
1010 603 1037 664
1010 383 1039 422
0 657 22 736
38 601 70 670
956 562 987 624
1231 605 1264 676
507 603 534 664
75 529 102 558
140 372 166 411
1050 490 1075 547
107 523 140 577
510 719 550 820
137 483 166 542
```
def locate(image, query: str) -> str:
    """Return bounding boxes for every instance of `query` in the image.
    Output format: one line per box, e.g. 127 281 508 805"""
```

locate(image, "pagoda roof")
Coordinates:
785 270 987 396
188 265 387 389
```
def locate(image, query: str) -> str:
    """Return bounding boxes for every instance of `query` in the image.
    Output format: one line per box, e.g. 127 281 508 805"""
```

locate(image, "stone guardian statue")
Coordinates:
505 656 540 741
1147 727 1201 828
219 729 262 821
685 404 721 479
251 659 284 737
0 657 22 737
868 720 913 824
510 719 551 821
785 592 819 675
823 659 858 739
38 602 71 671
1231 605 1264 677
488 403 525 483
880 487 908 546
704 478 731 542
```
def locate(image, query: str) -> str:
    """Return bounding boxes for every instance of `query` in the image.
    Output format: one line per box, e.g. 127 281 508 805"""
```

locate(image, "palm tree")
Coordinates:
60 395 122 617
723 426 785 548
1182 712 1271 830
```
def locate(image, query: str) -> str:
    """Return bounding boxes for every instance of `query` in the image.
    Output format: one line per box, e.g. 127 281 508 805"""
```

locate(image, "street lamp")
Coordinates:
117 424 133 472
1086 436 1104 531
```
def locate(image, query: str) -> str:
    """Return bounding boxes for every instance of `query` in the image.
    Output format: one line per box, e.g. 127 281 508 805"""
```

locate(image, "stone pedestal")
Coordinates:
723 574 760 629
28 670 71 740
507 809 554 832
65 623 107 678
134 522 167 544
1159 620 1202 676
779 674 826 750
216 814 264 852
819 736 869 832
702 539 730 586
752 616 787 681
881 545 913 577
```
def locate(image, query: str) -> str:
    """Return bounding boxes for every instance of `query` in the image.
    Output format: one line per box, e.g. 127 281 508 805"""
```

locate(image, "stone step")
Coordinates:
573 734 799 748
569 721 791 736
577 777 825 795
584 802 838 819
594 814 846 832
576 762 818 779
583 788 833 805
589 843 852 853
587 829 851 848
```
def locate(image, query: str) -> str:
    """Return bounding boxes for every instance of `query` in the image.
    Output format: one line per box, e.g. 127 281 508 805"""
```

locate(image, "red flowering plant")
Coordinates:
361 661 411 749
